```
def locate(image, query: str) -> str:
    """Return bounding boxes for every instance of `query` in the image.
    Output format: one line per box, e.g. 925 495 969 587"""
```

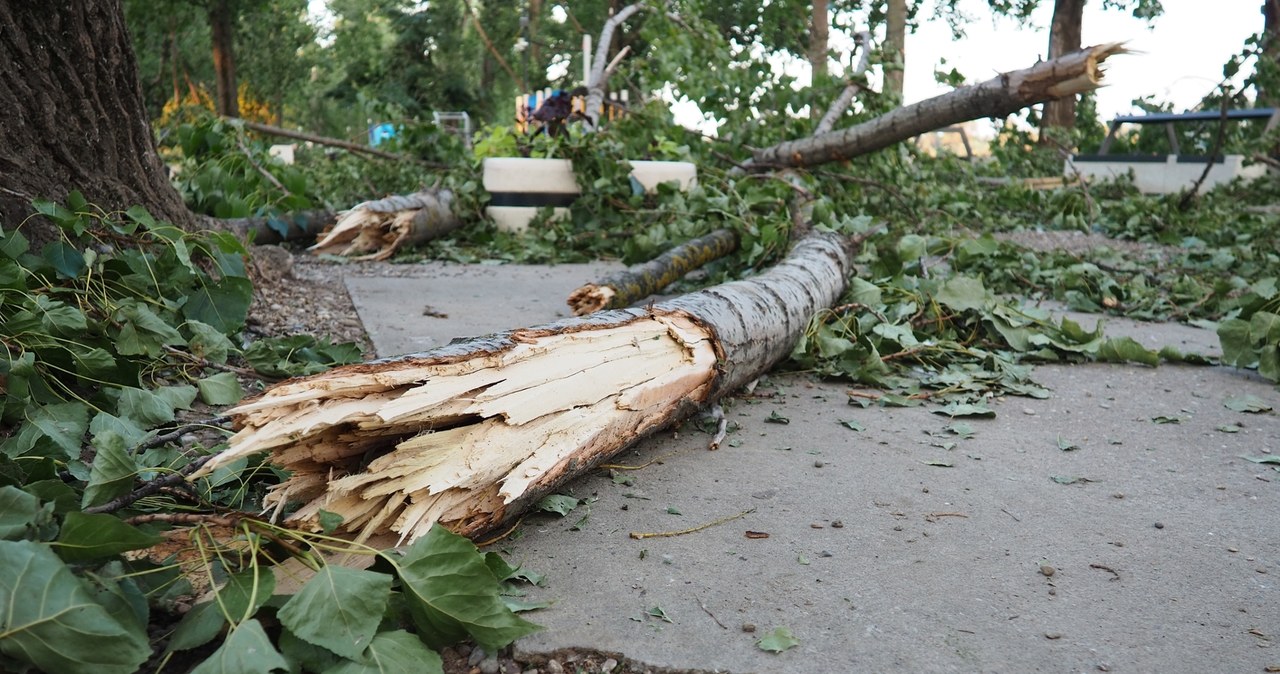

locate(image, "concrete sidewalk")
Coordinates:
346 265 1280 673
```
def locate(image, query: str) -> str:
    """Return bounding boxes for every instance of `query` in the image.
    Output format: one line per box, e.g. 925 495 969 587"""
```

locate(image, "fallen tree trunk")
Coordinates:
567 228 740 315
753 42 1126 169
193 230 859 543
309 190 461 260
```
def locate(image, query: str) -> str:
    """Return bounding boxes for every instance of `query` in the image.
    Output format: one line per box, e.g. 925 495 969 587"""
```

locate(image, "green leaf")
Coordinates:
168 602 227 653
839 419 864 431
0 486 46 540
169 568 276 652
82 443 139 509
923 459 954 467
1249 311 1280 346
944 423 974 438
1241 455 1280 465
183 277 254 333
395 524 541 652
1056 435 1080 452
1224 395 1272 413
535 494 580 516
1216 424 1241 433
189 618 289 674
198 372 244 405
756 626 800 653
1150 415 1181 424
1095 337 1159 366
26 402 91 459
646 605 673 622
0 540 150 674
764 410 790 424
279 629 342 673
89 412 151 454
43 241 86 279
935 276 989 313
1217 318 1254 367
933 402 994 418
1050 475 1095 485
117 385 196 426
278 566 392 660
113 301 185 357
53 512 162 562
186 320 235 364
323 630 444 674
318 509 344 534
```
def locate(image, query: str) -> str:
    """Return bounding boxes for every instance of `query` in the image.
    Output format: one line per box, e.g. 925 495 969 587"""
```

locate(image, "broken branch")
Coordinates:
309 189 463 260
193 230 860 544
567 228 740 315
753 43 1128 169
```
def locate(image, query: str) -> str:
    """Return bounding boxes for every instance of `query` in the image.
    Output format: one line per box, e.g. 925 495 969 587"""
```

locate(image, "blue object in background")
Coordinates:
369 123 397 147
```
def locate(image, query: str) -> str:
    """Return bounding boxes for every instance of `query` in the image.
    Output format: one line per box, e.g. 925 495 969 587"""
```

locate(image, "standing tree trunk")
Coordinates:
1263 0 1280 107
0 0 195 233
1041 0 1086 141
809 0 830 83
884 0 907 101
209 0 239 118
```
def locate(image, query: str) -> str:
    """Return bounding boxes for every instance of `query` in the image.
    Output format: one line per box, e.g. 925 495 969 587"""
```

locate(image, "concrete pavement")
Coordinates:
345 263 1280 673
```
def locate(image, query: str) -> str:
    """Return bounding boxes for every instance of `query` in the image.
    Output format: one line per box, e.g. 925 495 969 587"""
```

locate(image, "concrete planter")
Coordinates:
483 157 697 232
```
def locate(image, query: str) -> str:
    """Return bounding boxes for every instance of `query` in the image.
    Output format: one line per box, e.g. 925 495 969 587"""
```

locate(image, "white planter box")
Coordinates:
483 157 697 232
1067 154 1264 194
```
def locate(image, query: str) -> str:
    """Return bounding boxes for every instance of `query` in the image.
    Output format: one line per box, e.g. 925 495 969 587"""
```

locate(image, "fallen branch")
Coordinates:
309 190 462 260
629 507 755 540
86 454 217 514
192 229 862 544
1178 92 1231 210
567 228 740 315
752 43 1127 169
233 119 448 168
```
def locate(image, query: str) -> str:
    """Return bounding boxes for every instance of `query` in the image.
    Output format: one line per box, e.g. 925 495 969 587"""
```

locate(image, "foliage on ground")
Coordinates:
0 201 544 672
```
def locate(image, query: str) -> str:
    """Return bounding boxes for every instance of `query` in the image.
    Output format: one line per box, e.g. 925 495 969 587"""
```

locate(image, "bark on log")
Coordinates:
309 190 462 260
567 228 740 315
752 43 1126 169
192 230 859 543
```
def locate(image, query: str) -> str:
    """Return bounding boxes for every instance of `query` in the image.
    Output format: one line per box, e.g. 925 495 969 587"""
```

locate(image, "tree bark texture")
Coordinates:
1264 0 1280 107
0 0 195 234
309 190 462 260
752 43 1125 169
209 0 239 118
884 0 907 100
1041 0 1085 137
814 30 872 135
585 4 643 128
809 0 830 83
193 231 858 543
567 228 740 315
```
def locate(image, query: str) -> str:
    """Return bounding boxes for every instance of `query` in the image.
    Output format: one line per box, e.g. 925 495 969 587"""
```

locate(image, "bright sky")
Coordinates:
904 0 1260 121
670 0 1261 134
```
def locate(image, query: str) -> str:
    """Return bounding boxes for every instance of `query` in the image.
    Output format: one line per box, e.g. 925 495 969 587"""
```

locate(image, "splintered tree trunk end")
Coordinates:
194 231 856 543
567 228 740 315
309 190 461 260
